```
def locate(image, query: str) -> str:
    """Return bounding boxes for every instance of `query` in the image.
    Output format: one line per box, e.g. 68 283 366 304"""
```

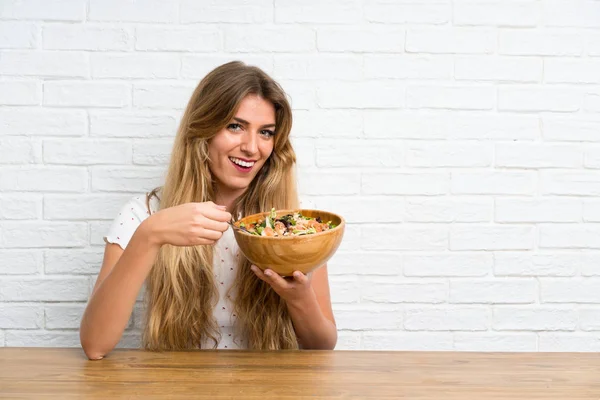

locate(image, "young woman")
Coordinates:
79 61 337 360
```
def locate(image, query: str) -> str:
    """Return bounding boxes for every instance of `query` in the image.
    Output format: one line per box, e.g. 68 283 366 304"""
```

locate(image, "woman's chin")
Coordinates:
221 179 253 194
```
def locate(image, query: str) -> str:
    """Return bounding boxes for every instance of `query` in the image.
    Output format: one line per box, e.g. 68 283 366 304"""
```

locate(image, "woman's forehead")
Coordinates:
234 95 276 126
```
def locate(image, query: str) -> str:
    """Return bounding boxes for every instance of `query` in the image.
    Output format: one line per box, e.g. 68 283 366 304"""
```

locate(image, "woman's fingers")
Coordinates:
201 204 232 223
264 269 291 289
250 265 311 289
192 238 215 246
292 270 309 285
251 265 291 289
200 218 230 233
195 227 225 241
250 265 266 279
251 265 273 285
250 266 316 304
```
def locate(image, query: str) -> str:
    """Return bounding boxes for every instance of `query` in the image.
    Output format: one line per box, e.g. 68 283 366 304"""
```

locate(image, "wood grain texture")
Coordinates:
1 349 599 399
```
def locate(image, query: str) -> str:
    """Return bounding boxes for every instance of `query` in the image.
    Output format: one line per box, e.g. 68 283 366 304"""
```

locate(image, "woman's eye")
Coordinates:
228 123 242 132
260 130 275 137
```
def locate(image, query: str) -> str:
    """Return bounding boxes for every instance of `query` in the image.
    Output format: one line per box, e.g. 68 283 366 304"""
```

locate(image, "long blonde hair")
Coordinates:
142 61 299 350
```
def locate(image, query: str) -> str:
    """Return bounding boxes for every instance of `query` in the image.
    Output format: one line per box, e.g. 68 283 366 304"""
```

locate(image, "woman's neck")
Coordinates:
214 187 244 214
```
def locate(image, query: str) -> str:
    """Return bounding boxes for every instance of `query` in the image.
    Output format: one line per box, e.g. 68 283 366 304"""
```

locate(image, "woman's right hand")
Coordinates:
145 202 232 247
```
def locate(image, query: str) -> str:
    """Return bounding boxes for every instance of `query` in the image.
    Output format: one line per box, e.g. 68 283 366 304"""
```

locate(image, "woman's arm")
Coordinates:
80 202 231 360
250 264 337 350
285 265 337 349
80 220 159 360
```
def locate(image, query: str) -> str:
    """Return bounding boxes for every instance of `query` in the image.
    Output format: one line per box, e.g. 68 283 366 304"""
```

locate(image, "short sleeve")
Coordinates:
104 195 154 250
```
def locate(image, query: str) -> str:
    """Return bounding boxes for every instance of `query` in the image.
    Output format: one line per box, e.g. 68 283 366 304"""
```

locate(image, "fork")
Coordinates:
228 216 245 232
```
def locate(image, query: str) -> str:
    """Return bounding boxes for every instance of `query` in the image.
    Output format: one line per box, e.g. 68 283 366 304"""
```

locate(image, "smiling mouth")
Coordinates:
229 157 256 172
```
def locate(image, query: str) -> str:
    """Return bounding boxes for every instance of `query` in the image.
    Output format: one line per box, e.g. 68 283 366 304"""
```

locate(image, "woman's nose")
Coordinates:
240 131 258 155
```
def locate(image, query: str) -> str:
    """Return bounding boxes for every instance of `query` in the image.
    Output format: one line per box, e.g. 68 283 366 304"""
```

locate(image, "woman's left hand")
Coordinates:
250 265 314 305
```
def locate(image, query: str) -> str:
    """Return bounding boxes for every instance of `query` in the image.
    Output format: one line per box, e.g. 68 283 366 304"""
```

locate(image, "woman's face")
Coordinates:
208 94 276 197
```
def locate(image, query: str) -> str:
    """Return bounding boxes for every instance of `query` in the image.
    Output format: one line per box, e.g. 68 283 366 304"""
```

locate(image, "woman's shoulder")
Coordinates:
122 191 160 217
103 190 161 250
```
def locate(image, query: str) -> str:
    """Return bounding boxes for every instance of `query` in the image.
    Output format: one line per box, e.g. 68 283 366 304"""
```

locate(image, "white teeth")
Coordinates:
230 157 255 168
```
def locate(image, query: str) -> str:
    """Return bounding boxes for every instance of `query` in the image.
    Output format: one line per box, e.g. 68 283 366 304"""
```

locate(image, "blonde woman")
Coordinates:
79 61 337 359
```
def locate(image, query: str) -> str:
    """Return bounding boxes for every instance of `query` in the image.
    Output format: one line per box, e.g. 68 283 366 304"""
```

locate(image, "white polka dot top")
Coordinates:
103 194 245 350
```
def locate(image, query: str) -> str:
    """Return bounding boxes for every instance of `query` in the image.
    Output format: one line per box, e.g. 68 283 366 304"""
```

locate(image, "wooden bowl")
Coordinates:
232 209 345 276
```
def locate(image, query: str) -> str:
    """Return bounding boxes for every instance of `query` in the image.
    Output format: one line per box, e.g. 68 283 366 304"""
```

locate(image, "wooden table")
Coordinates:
0 348 599 399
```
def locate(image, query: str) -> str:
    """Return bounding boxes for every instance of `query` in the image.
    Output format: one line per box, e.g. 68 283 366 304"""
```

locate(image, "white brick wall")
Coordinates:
1 0 599 352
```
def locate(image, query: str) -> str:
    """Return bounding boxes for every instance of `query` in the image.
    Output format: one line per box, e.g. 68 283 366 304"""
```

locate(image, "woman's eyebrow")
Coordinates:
233 117 276 128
